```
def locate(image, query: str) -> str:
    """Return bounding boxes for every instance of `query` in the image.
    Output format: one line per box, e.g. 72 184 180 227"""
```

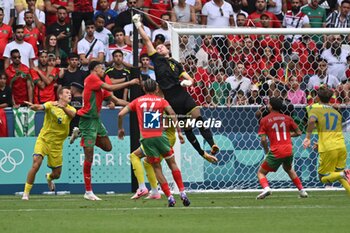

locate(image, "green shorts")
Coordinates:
261 151 294 172
79 117 108 147
140 134 173 164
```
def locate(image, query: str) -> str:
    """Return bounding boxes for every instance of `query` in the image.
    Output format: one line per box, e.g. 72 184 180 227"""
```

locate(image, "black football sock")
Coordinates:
196 117 215 147
184 129 204 156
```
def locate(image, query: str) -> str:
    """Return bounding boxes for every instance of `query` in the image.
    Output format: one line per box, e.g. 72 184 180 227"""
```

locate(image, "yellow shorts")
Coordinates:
33 138 63 168
165 127 176 147
318 147 347 175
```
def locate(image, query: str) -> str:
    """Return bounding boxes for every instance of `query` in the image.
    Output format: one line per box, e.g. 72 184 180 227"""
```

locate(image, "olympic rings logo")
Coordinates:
0 149 25 173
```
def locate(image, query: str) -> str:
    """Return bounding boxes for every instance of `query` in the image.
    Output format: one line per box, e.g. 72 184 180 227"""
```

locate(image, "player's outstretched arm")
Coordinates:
165 105 185 144
101 78 139 92
111 95 129 106
132 14 156 55
24 101 44 111
118 106 131 139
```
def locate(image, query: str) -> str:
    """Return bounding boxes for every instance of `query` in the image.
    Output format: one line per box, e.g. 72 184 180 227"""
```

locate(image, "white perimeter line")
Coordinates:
0 193 346 202
0 205 347 212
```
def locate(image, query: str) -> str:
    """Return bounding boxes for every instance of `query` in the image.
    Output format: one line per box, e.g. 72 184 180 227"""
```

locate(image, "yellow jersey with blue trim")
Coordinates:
38 102 76 144
308 104 345 153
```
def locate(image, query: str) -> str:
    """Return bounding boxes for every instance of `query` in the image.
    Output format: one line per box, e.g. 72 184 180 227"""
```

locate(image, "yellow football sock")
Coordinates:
143 159 157 189
339 179 350 196
46 173 52 181
130 153 144 184
24 183 33 194
320 172 342 183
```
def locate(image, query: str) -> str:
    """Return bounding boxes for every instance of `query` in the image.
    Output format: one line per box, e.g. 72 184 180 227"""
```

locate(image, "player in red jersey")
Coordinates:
118 79 191 207
78 61 139 201
257 97 308 199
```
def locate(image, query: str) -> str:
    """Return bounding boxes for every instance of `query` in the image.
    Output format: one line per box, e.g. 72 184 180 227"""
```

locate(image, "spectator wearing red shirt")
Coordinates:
257 46 283 83
17 0 45 32
185 55 210 106
246 0 281 28
255 13 283 61
31 51 58 104
23 11 43 60
5 49 33 107
227 13 247 50
45 0 74 26
232 37 258 81
0 8 13 71
144 0 172 29
292 35 318 80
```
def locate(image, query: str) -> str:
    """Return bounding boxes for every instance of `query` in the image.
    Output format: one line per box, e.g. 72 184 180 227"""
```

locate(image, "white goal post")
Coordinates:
171 27 350 62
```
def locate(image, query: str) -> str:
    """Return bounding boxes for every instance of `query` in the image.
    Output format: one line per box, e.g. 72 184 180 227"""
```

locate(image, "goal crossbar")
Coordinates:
170 26 350 60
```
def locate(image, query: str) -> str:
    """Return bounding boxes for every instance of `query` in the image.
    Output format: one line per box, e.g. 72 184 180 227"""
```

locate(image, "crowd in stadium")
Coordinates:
0 0 350 115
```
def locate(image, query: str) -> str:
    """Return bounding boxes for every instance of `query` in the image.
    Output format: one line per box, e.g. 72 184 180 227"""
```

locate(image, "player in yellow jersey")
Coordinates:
303 86 350 195
22 87 76 200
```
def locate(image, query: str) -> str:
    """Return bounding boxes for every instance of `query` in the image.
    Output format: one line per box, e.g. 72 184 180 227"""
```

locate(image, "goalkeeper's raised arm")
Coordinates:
132 14 156 55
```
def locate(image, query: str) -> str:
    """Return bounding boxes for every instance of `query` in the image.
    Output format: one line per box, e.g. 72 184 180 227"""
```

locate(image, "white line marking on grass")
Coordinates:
0 205 348 212
0 193 346 202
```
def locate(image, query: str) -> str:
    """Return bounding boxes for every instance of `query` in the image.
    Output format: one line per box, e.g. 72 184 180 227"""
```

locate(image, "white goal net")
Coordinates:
161 25 350 192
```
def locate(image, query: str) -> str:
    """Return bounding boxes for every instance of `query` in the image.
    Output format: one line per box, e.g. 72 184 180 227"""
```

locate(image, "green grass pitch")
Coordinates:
0 191 349 233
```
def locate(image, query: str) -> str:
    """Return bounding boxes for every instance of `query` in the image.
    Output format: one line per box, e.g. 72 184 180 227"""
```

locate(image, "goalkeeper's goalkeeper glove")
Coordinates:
180 79 193 87
132 14 142 29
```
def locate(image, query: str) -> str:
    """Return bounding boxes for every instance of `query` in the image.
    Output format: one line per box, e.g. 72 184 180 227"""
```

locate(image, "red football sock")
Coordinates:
292 177 303 190
83 160 92 192
259 177 269 189
160 183 171 197
172 170 185 192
